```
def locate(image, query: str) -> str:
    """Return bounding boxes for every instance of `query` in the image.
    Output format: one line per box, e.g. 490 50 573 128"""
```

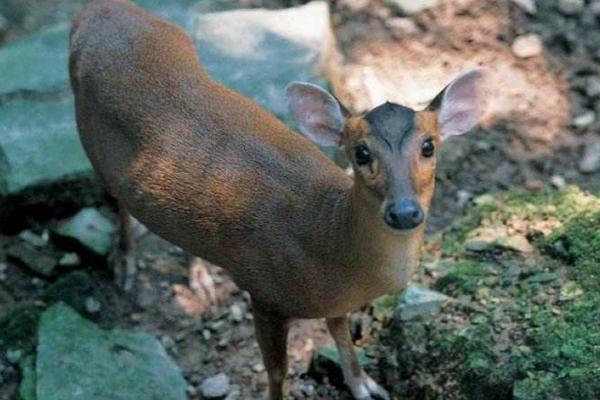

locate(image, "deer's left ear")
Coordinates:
427 69 486 139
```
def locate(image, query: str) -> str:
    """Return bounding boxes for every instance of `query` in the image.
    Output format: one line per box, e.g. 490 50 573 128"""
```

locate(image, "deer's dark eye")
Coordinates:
354 145 371 165
422 138 435 158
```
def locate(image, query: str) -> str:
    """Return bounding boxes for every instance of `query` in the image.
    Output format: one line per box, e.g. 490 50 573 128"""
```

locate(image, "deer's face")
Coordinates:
287 69 486 233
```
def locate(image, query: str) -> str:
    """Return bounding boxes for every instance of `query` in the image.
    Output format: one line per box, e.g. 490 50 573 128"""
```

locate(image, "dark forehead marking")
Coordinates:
364 102 416 151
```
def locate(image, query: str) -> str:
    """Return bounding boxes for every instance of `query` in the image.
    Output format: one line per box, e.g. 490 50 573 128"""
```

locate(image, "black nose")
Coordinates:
384 200 424 230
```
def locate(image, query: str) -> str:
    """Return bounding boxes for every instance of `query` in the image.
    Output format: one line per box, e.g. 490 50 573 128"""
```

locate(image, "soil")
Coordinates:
1 1 599 399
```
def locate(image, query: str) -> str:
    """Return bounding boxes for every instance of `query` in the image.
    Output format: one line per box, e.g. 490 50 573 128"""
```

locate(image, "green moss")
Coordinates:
379 187 600 400
0 303 43 354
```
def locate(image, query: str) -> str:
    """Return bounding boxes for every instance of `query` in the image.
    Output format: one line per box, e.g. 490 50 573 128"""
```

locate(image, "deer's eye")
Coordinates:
422 138 435 158
354 145 371 165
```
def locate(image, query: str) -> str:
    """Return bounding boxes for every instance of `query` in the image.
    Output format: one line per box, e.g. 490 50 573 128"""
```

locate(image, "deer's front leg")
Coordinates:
112 204 137 291
252 302 291 400
326 315 389 400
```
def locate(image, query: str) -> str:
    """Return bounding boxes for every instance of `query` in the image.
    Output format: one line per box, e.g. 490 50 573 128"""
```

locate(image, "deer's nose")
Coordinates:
384 199 424 231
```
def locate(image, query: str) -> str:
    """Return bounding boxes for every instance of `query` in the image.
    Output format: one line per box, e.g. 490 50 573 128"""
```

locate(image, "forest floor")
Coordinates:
1 1 599 399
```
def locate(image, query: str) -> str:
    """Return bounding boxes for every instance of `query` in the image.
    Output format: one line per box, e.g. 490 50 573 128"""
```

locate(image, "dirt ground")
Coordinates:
1 0 599 399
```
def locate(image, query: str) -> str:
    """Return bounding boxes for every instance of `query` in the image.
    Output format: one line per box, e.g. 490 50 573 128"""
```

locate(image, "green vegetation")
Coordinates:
378 187 600 400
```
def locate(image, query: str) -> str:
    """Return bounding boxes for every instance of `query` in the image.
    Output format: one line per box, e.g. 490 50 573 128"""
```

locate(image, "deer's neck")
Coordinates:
329 181 424 294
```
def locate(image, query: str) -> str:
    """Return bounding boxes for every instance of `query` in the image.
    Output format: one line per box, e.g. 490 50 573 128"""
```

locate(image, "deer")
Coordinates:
69 1 486 398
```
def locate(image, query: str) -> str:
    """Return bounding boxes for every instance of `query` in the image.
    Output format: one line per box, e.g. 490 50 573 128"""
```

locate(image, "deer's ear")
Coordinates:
427 69 486 139
286 82 346 147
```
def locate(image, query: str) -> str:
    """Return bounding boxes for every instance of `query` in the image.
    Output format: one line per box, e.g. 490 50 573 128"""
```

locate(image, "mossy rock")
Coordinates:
378 187 600 400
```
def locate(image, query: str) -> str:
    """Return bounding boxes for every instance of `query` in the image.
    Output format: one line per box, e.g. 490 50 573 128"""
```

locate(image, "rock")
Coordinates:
252 363 265 373
498 234 534 253
229 303 244 323
528 272 558 283
18 356 36 400
84 297 102 314
7 242 57 277
511 0 537 14
54 208 116 257
585 77 600 98
512 34 543 58
200 373 231 399
578 142 600 173
0 13 7 34
385 17 419 38
573 111 595 128
36 303 187 400
384 0 441 15
550 175 566 188
557 0 585 15
0 23 70 94
18 230 47 248
0 97 92 198
193 2 336 125
394 284 450 321
58 253 81 268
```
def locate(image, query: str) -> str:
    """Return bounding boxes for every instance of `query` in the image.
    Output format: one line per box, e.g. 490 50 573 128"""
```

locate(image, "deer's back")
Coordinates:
70 0 357 316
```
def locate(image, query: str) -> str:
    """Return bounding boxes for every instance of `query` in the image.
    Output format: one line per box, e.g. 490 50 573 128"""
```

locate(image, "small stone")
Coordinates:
0 263 7 273
84 297 102 314
6 349 23 364
54 208 116 257
579 142 600 173
395 284 450 321
528 272 558 283
456 190 472 208
229 303 244 323
58 253 81 268
385 0 441 15
7 242 57 277
524 179 544 191
558 0 585 15
201 373 231 399
550 175 566 188
499 234 534 253
573 111 595 128
301 383 316 397
512 34 543 58
202 329 211 340
0 13 7 33
511 0 537 14
585 77 600 98
18 230 47 247
385 17 419 37
252 363 265 373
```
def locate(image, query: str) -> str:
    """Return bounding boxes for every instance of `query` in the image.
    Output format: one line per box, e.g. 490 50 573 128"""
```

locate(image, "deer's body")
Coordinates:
70 1 485 398
70 0 419 319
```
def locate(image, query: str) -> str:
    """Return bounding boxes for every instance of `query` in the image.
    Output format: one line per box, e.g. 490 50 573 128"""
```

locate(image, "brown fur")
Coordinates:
69 1 444 398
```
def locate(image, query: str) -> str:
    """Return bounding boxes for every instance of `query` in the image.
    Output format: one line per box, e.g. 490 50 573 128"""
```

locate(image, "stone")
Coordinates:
512 34 543 58
18 230 47 248
200 373 231 399
58 253 81 268
579 142 600 173
192 2 336 125
7 242 56 277
558 0 585 15
0 97 92 198
0 23 70 94
498 234 534 253
385 17 419 38
550 175 566 188
36 303 187 400
573 111 595 128
18 356 36 400
384 0 441 15
528 272 558 284
55 208 116 257
585 77 600 98
84 297 102 314
511 0 537 14
394 284 450 321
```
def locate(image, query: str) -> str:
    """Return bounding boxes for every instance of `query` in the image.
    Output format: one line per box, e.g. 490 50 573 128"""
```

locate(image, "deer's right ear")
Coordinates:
286 82 346 147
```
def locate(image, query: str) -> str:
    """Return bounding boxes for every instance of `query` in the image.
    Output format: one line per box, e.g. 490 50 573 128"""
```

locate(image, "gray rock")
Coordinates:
18 230 47 248
394 284 450 321
579 142 600 173
55 208 116 257
385 17 419 37
192 1 336 125
585 77 600 98
200 373 231 399
573 111 595 128
7 242 56 277
58 253 81 268
512 34 543 58
36 303 187 400
0 23 70 94
558 0 585 15
511 0 537 14
0 97 91 198
384 0 440 15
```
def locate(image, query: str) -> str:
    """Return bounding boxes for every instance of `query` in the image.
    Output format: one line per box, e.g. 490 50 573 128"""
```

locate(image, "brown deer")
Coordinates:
69 1 486 398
